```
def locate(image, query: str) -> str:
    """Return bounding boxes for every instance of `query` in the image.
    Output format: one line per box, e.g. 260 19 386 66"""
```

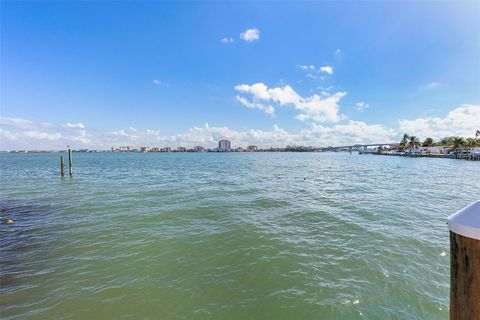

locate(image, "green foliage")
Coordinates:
465 138 478 147
399 133 409 151
408 136 420 149
400 131 480 150
285 145 314 152
452 137 465 150
422 138 434 147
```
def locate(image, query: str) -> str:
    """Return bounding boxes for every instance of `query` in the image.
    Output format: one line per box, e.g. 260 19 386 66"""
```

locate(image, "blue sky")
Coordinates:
1 1 479 149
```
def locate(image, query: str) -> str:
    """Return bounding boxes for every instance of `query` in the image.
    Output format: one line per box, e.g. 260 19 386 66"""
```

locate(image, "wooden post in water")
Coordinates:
68 148 73 176
448 201 480 320
60 156 65 177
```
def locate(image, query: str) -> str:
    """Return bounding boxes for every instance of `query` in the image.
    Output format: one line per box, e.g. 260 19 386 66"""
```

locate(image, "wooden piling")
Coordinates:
68 148 72 176
60 156 65 177
448 201 480 320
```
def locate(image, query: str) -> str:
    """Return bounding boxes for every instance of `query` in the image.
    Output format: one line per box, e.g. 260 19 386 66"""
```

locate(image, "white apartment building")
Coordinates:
218 140 231 151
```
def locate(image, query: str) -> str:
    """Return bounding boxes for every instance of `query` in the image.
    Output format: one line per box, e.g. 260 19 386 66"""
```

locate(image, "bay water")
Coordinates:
1 152 479 319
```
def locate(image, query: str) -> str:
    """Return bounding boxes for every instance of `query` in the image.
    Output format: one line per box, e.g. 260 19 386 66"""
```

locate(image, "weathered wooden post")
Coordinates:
60 156 65 177
68 147 73 176
448 201 480 320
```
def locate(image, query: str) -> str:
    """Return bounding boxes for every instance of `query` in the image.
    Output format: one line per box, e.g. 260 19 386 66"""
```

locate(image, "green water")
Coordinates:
1 152 479 319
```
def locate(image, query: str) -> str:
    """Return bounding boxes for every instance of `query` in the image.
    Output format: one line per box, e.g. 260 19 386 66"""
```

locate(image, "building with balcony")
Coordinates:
218 139 231 151
111 146 134 152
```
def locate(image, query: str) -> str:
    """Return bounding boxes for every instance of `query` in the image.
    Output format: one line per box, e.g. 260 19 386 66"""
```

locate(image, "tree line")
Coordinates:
399 130 480 151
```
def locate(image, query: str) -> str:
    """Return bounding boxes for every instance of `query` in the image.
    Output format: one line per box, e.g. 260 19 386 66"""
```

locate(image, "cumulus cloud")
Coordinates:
398 104 480 139
1 105 477 150
235 82 345 122
236 95 275 115
240 28 260 42
103 122 395 148
0 117 36 129
0 116 394 150
0 117 91 150
355 101 369 111
295 92 346 122
63 122 85 129
297 64 332 80
319 66 334 75
23 131 62 141
305 121 396 146
220 37 234 44
0 128 18 141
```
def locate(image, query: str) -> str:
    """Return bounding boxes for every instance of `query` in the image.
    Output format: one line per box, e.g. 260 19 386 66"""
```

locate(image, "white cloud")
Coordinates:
68 130 90 144
235 82 345 122
0 128 17 141
0 117 35 129
220 37 234 44
297 65 331 80
355 101 369 111
318 86 334 91
236 95 275 115
398 104 480 139
63 122 85 129
152 79 169 87
240 28 260 42
104 122 394 148
295 92 346 122
305 121 396 145
319 66 334 75
0 117 92 150
23 131 62 141
1 105 477 150
419 82 441 91
335 49 342 55
1 116 393 150
297 65 315 71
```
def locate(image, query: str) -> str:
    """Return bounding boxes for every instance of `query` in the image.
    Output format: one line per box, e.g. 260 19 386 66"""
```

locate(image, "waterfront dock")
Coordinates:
359 150 480 161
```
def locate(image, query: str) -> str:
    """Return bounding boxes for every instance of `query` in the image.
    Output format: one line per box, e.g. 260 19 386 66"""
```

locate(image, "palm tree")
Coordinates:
439 136 453 146
465 138 477 147
409 136 420 149
452 137 465 150
422 137 434 147
399 133 409 151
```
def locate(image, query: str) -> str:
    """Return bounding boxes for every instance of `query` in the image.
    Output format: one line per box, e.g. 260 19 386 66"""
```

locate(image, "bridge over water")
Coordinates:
322 143 399 152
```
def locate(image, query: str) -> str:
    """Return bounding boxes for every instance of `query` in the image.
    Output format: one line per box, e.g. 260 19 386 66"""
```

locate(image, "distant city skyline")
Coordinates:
1 2 479 150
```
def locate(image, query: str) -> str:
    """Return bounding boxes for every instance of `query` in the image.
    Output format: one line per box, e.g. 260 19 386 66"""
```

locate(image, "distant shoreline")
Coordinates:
1 149 479 161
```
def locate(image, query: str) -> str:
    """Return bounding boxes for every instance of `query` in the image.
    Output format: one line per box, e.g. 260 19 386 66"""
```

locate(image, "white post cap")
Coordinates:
448 201 480 240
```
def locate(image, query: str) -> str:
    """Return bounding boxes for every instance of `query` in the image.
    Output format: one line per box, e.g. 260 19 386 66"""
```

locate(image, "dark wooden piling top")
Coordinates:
448 201 480 320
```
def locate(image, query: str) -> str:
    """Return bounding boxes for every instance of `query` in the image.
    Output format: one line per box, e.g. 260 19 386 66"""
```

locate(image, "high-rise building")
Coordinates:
218 140 231 151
